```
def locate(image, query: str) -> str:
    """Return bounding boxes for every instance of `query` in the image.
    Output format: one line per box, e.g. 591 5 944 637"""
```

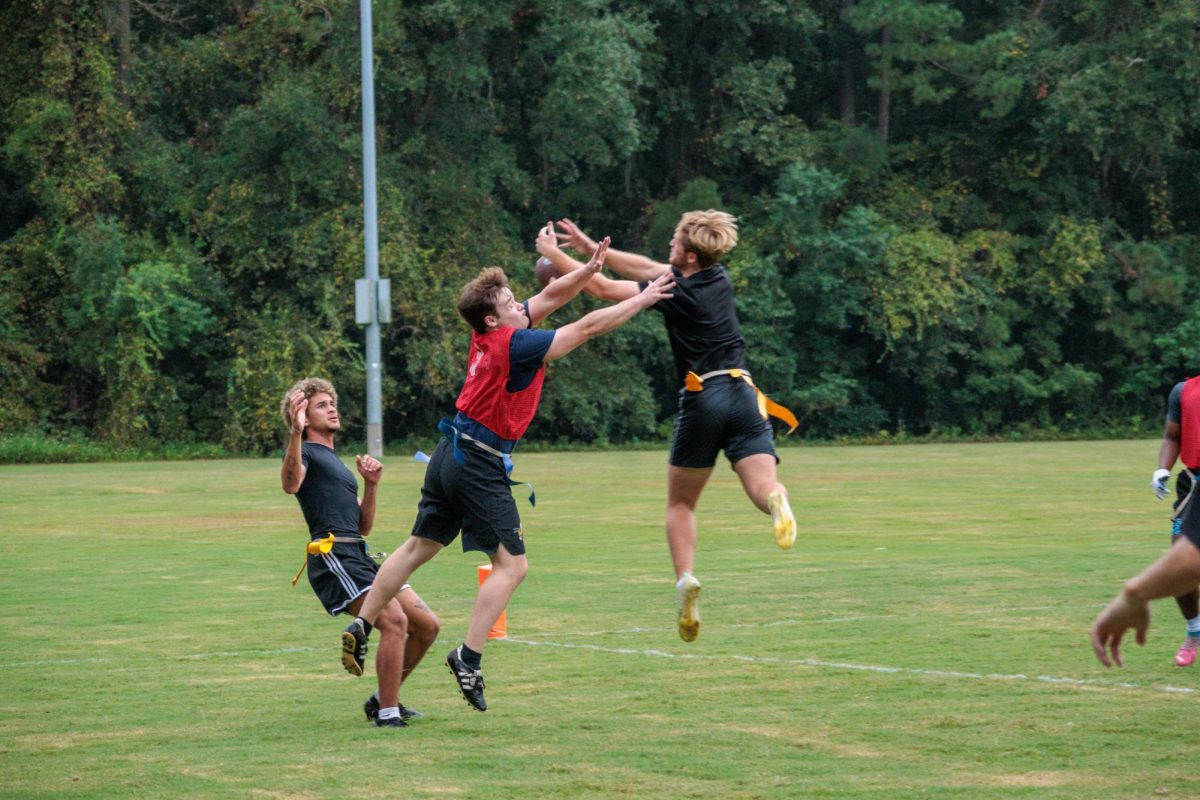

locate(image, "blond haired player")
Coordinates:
541 210 797 642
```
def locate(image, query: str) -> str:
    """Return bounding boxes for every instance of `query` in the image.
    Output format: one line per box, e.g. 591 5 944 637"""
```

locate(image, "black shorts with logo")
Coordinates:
669 375 778 469
411 438 527 556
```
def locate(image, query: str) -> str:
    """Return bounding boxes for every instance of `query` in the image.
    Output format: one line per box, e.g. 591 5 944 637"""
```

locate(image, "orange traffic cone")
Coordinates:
477 564 508 639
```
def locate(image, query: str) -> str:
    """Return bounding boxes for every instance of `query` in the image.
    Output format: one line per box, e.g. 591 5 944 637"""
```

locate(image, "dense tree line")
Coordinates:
2 0 1199 454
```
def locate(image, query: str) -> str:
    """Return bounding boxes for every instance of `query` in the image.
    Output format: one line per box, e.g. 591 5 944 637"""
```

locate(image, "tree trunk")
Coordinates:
105 0 133 90
839 0 856 123
876 26 891 143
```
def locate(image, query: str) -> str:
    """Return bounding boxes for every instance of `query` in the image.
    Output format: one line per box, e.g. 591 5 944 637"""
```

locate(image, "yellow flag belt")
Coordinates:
683 368 798 434
291 534 380 587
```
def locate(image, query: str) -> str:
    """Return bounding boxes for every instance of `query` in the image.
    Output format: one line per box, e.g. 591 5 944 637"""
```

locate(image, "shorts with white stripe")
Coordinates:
305 540 410 616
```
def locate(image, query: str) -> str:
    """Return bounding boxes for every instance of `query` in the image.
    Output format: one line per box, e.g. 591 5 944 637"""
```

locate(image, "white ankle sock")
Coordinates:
378 706 400 720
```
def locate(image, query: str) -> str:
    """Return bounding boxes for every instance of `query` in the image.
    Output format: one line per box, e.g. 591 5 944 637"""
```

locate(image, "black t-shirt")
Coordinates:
1167 381 1185 424
640 264 747 387
291 442 361 536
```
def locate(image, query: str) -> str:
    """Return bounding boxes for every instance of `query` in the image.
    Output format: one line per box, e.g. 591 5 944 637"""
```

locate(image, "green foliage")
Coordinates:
3 0 1200 457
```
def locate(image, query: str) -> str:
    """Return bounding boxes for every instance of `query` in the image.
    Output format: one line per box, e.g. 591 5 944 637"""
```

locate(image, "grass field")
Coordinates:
3 440 1200 799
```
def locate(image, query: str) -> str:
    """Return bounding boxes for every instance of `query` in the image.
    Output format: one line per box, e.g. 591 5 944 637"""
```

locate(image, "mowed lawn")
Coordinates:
3 440 1200 799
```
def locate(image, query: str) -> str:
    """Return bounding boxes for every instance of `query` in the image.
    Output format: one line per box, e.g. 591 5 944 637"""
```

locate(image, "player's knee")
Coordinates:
415 611 440 645
376 602 408 637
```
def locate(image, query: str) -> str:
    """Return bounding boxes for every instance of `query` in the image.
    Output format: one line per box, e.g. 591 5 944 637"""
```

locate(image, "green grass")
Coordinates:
3 440 1199 799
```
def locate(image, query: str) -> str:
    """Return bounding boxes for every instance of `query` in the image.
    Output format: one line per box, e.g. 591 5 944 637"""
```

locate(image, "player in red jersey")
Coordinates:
341 234 673 711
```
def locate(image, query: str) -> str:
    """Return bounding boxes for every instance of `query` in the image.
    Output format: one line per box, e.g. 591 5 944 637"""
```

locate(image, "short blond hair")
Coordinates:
676 210 738 269
280 377 337 438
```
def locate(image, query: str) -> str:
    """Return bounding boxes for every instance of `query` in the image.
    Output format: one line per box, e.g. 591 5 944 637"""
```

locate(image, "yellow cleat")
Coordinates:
768 490 796 550
676 573 702 642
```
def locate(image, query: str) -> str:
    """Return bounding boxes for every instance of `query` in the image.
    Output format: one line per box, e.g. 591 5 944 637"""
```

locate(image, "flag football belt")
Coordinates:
291 533 385 587
437 417 536 507
1172 468 1198 524
683 368 799 434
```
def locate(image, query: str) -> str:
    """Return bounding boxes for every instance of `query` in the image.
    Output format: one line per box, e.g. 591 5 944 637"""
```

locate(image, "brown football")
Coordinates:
535 256 563 287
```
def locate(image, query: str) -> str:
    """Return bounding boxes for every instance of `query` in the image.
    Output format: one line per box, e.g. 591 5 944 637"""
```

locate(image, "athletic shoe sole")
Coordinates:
677 575 701 643
342 629 365 676
768 490 796 550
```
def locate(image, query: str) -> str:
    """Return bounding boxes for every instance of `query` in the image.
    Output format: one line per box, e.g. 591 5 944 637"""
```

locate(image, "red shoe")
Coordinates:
1175 637 1198 667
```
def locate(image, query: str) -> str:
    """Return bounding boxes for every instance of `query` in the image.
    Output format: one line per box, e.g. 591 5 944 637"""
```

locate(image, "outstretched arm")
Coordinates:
525 230 611 325
535 226 639 304
281 391 308 494
1091 536 1200 667
556 217 671 282
544 272 674 362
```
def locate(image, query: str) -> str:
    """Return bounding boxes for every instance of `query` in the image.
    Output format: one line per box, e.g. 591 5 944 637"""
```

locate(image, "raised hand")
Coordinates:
638 270 675 307
582 236 611 276
535 221 558 257
288 390 308 435
555 217 598 255
356 454 383 485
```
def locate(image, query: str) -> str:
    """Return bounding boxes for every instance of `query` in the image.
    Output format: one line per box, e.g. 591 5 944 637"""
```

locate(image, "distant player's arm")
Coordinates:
555 218 670 283
544 272 674 362
356 455 382 536
1151 389 1183 497
281 391 308 493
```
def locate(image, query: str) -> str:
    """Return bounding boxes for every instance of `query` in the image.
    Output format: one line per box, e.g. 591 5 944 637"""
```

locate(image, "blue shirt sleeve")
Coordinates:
507 328 556 392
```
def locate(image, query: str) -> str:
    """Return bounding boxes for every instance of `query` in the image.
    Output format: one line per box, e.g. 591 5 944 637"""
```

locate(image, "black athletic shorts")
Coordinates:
1176 470 1200 547
669 375 778 469
307 538 376 616
410 438 527 556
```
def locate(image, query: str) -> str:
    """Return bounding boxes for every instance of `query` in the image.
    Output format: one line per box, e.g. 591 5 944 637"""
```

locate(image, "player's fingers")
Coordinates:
1136 625 1147 646
1090 630 1111 667
1109 632 1123 666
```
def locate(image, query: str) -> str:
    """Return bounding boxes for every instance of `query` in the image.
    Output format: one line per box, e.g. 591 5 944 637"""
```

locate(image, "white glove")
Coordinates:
1150 468 1171 500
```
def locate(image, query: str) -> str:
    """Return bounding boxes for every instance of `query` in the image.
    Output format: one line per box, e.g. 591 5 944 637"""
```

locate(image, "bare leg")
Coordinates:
356 536 443 625
733 453 795 549
397 587 440 684
731 453 783 512
346 594 406 708
666 465 713 579
463 544 527 653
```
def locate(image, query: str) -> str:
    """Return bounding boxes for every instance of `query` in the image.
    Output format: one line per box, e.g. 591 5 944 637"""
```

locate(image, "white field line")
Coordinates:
499 636 1200 697
7 636 1195 698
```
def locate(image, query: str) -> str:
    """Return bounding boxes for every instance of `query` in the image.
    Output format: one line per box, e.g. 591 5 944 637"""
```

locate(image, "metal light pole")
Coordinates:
356 0 389 457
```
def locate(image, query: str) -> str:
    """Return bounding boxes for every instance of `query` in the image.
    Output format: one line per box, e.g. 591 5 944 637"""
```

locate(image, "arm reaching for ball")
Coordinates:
525 224 611 325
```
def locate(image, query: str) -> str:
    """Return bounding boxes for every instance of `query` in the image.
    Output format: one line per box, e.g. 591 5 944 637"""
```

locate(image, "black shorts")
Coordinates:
410 438 527 556
307 538 376 616
1176 471 1200 546
669 376 778 469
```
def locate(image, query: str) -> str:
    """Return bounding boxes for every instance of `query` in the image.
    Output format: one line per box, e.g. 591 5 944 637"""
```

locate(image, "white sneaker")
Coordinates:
676 573 702 642
768 490 796 550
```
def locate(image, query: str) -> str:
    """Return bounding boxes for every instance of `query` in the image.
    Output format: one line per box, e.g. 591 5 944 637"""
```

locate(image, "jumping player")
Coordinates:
542 211 797 642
